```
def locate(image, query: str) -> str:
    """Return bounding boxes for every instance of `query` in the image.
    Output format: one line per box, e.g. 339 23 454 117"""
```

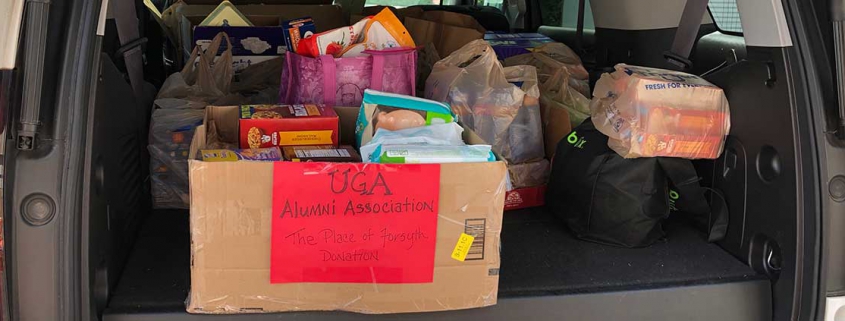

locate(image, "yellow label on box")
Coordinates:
200 149 238 162
305 104 321 116
277 130 334 146
451 233 475 262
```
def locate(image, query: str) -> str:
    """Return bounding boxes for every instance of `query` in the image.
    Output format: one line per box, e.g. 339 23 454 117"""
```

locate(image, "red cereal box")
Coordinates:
239 104 339 149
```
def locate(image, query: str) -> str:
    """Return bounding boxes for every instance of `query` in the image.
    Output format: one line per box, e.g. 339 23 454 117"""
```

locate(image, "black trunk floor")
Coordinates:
106 208 760 313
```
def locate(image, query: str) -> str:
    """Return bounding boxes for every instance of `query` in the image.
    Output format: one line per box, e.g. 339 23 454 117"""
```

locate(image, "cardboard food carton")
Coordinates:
591 64 730 159
403 11 486 58
281 17 316 52
164 3 345 64
194 24 286 57
282 145 361 162
482 32 555 60
184 15 285 71
186 106 507 314
239 104 339 149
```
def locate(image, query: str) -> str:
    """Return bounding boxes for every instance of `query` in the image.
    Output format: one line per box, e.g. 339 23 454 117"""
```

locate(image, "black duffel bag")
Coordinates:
546 119 728 248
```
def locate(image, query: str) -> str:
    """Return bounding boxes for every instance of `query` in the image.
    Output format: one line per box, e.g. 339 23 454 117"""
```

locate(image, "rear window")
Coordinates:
708 0 743 34
364 0 442 6
362 0 503 9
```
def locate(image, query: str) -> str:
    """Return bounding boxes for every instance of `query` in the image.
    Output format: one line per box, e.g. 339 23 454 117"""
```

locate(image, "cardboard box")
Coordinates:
239 104 339 149
187 106 507 314
482 32 555 60
403 11 486 58
185 16 286 71
200 147 284 162
194 25 286 56
281 17 316 52
165 3 345 64
541 100 573 158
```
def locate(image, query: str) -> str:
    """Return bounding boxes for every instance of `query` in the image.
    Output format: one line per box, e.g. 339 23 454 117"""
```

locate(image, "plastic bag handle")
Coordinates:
199 32 233 63
319 55 337 105
195 32 233 96
183 32 231 86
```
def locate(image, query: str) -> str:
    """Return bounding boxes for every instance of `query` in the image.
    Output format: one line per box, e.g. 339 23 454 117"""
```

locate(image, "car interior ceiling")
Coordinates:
95 0 783 319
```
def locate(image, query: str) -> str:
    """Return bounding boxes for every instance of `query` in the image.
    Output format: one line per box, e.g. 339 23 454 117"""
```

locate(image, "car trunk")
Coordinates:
103 208 763 317
83 3 813 320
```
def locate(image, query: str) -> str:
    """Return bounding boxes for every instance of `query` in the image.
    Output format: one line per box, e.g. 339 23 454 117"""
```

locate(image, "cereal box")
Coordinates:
239 104 339 149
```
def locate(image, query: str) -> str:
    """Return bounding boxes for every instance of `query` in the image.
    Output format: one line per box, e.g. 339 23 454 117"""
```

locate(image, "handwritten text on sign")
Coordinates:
270 162 440 284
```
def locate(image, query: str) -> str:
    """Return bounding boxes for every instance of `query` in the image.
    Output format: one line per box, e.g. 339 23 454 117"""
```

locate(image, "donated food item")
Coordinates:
590 64 730 159
370 144 495 163
359 122 464 161
486 34 555 60
356 89 455 147
282 145 362 162
296 8 415 58
282 17 316 52
340 8 416 57
200 147 283 162
296 19 369 58
239 104 339 149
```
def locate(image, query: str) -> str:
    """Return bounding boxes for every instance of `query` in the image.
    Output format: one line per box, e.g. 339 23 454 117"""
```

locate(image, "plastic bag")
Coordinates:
590 64 730 159
503 42 592 129
525 42 590 95
157 32 234 103
426 40 544 163
153 98 207 110
149 108 205 208
502 66 544 164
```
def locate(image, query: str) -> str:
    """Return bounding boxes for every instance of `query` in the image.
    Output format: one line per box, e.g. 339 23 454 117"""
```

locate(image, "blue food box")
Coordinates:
193 25 286 57
488 37 554 60
484 32 520 40
282 17 316 52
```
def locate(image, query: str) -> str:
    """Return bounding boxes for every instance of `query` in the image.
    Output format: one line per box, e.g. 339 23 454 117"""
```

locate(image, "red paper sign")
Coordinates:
271 162 440 284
